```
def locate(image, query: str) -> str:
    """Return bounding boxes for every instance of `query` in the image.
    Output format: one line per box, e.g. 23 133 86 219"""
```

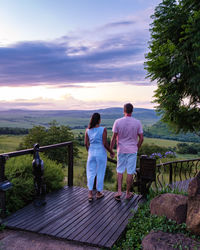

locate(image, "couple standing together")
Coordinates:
84 103 144 202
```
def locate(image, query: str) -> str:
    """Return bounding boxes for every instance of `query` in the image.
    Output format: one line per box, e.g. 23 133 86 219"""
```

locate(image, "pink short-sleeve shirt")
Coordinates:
112 116 143 154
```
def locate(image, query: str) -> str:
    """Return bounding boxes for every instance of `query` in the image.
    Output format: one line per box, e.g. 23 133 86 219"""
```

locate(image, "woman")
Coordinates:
85 113 114 201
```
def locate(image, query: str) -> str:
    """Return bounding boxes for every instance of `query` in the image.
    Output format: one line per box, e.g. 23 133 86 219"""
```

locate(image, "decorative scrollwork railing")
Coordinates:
155 158 200 190
108 156 200 194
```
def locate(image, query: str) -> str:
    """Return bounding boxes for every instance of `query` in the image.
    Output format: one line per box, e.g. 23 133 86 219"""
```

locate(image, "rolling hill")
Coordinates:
0 108 160 128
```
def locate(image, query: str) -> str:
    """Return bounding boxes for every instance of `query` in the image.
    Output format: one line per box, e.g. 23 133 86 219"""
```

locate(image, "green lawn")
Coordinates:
0 135 24 153
144 137 180 147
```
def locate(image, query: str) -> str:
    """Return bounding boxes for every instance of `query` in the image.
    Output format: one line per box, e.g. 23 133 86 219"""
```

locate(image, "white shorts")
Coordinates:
117 153 137 174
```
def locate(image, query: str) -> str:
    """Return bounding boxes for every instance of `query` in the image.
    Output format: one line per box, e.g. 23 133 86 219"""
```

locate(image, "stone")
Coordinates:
186 173 200 235
150 193 187 224
142 230 200 250
188 173 200 197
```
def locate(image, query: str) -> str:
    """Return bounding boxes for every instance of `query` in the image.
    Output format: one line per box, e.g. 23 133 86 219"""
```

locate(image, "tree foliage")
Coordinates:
145 0 200 135
138 143 174 157
0 127 29 135
19 120 79 164
177 142 200 154
144 121 200 142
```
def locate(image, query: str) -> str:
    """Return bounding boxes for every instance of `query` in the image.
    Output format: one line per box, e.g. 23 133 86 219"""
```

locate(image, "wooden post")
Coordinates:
68 143 73 187
139 156 156 196
0 156 6 218
169 163 173 184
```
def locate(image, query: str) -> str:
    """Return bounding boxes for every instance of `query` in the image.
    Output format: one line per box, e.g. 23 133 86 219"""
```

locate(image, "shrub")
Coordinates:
5 154 64 213
113 188 200 250
177 143 200 154
138 143 173 157
138 143 176 165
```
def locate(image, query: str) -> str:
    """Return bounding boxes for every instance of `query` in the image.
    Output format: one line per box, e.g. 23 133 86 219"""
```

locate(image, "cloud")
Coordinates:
0 96 122 111
0 98 154 111
46 84 95 89
0 91 155 110
0 9 153 87
0 95 82 110
103 20 136 29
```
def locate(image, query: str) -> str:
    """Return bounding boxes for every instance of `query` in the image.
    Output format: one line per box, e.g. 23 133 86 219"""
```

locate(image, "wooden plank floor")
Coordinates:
3 186 143 248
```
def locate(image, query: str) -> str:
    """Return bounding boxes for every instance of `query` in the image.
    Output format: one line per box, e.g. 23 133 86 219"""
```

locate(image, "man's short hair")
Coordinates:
124 103 133 114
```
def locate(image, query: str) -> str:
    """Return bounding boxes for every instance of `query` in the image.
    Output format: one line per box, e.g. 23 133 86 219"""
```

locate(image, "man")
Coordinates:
110 103 143 200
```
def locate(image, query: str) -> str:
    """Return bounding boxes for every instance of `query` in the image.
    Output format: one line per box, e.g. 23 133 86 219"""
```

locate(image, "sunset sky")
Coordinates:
0 0 161 110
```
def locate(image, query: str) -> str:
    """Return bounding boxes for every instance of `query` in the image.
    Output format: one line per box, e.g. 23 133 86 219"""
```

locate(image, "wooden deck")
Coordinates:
3 186 143 248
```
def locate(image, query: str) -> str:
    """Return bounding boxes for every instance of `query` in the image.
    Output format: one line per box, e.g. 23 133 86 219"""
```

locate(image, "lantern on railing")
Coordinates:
32 143 46 207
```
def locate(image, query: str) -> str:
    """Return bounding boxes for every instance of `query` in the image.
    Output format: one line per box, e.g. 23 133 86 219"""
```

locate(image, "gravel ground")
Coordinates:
0 229 100 250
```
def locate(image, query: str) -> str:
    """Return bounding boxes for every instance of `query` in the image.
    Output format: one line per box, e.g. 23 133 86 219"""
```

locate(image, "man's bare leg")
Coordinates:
126 174 133 199
115 173 123 199
117 173 123 196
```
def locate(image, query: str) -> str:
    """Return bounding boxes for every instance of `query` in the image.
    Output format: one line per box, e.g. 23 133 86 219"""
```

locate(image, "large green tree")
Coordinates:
19 120 79 164
145 0 200 135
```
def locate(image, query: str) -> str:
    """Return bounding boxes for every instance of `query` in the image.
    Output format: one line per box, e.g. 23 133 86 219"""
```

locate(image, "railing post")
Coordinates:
139 155 156 196
169 163 173 184
0 156 6 218
68 142 73 187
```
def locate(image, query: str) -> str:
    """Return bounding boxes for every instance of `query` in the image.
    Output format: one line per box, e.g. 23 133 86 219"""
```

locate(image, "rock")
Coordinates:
142 230 200 250
150 193 187 224
186 173 200 235
186 196 200 234
188 173 200 197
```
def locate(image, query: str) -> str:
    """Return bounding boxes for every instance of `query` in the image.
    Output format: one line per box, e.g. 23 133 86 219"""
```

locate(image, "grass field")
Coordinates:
0 134 198 157
144 137 179 147
0 135 24 153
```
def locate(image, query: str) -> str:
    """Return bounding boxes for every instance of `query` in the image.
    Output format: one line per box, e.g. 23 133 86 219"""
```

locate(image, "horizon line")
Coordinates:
0 106 156 112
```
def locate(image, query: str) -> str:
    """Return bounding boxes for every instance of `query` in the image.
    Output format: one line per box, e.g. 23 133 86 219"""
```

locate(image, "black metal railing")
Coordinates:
0 141 73 217
108 156 200 193
156 158 200 189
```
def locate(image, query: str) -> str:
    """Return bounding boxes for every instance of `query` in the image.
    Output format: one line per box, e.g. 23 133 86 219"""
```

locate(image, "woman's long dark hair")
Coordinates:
88 113 101 129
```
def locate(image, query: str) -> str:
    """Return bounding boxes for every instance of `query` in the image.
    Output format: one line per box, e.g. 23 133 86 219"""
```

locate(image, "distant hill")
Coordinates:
0 108 160 129
144 121 200 143
0 108 199 143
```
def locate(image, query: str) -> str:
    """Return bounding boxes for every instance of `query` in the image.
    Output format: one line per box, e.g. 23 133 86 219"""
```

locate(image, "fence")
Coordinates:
108 156 200 192
1 145 199 217
0 141 73 217
155 158 200 189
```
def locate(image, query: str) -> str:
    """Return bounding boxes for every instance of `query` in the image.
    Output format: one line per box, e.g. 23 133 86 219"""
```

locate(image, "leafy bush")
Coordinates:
76 132 85 146
5 154 64 213
0 127 29 135
138 144 176 165
113 188 200 250
138 143 173 157
19 120 79 165
177 143 200 155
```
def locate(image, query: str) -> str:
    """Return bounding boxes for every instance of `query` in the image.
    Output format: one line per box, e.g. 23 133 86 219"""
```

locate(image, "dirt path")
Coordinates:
0 230 100 250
